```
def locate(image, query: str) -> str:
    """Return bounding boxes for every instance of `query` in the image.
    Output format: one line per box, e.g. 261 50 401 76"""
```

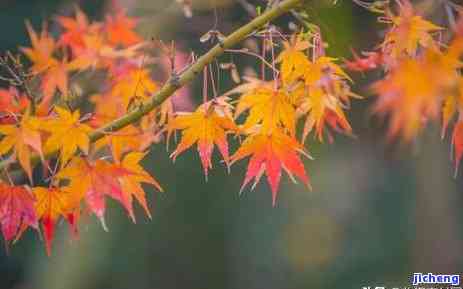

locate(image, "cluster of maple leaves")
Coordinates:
0 0 463 256
349 0 463 170
0 7 161 255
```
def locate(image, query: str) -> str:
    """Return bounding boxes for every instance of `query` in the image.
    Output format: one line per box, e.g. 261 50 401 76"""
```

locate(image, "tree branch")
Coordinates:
0 0 302 171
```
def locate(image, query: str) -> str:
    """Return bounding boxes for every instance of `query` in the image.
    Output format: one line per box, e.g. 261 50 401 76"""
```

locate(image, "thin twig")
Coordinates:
225 48 279 74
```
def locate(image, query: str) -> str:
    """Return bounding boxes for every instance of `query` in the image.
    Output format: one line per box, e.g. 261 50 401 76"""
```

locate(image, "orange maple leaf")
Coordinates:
105 9 142 47
116 152 163 221
41 60 69 100
22 22 69 100
167 99 237 178
109 63 158 109
57 6 100 52
67 33 110 71
32 186 76 255
373 49 460 141
56 154 161 228
231 130 311 206
0 114 44 182
90 92 126 124
91 89 160 161
67 33 142 71
94 125 144 162
21 21 56 73
382 0 442 60
55 157 128 228
299 57 358 142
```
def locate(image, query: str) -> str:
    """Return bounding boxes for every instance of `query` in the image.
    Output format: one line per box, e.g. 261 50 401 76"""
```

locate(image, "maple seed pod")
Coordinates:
200 30 226 44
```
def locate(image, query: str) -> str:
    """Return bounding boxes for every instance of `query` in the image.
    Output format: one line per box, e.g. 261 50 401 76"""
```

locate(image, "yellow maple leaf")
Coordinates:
230 78 296 135
42 107 92 165
276 34 311 83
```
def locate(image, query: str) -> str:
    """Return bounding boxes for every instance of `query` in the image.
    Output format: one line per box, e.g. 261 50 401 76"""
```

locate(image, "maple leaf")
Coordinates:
21 21 56 73
67 33 110 71
231 130 310 206
56 154 161 227
55 157 128 228
276 34 311 83
67 35 122 71
299 88 353 143
105 9 142 47
67 33 141 71
109 62 158 109
299 56 358 142
94 125 144 162
382 0 442 60
373 49 460 141
0 114 44 182
22 22 69 101
91 89 161 161
32 186 76 255
57 6 100 52
304 56 352 86
0 87 30 124
41 60 69 100
42 107 92 166
167 99 237 178
230 78 296 135
116 152 163 221
90 92 126 125
0 183 38 247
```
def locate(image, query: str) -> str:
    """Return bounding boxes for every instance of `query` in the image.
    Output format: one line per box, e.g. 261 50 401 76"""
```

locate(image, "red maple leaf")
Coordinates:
231 130 311 206
0 183 38 248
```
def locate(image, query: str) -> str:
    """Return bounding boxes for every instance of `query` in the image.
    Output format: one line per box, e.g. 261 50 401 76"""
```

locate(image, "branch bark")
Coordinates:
0 0 302 171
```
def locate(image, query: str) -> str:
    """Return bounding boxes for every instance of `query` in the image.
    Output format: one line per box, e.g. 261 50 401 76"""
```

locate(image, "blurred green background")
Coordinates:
0 0 462 288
